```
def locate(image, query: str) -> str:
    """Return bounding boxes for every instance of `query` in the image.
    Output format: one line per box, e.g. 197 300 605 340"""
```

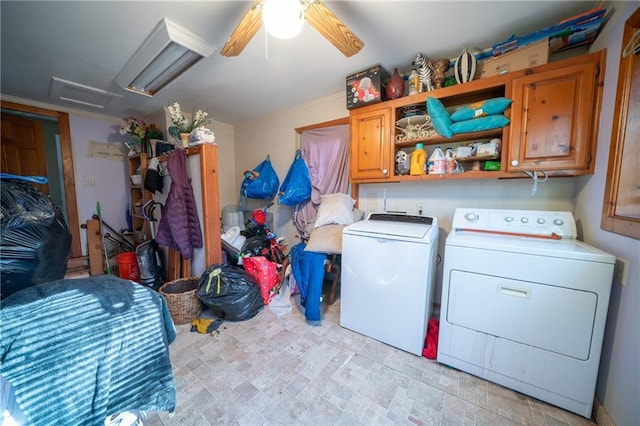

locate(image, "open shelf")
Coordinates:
395 129 504 149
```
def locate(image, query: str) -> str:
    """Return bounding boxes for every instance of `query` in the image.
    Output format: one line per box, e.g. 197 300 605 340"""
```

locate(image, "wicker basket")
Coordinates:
159 277 202 325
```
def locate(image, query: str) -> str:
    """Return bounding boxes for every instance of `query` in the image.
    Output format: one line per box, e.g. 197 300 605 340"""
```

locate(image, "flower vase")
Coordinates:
179 133 190 148
386 67 405 100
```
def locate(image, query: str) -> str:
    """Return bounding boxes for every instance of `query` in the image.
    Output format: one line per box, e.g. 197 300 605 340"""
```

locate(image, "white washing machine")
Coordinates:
438 208 615 418
341 213 439 356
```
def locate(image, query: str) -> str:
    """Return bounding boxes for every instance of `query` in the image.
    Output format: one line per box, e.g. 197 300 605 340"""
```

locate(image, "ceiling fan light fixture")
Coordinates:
262 0 305 40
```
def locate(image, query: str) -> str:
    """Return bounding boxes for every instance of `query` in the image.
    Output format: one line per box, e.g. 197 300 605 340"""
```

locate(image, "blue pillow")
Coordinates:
450 97 512 122
426 97 453 138
450 115 510 134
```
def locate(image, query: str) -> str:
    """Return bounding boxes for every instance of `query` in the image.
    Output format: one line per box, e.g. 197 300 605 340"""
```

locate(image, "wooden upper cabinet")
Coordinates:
350 105 392 181
347 50 606 185
508 51 604 173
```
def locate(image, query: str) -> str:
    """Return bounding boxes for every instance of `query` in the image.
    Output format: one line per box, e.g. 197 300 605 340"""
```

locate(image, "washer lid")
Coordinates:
344 213 435 240
447 231 615 264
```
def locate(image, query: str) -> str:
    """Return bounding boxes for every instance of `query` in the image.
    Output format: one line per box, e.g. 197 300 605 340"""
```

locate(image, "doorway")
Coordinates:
0 101 82 260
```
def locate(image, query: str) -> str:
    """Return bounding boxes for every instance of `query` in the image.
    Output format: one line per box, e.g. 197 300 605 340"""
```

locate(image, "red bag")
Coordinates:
243 256 279 305
422 317 439 359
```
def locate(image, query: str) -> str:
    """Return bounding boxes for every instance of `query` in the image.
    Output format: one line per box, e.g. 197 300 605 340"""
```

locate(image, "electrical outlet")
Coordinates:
87 177 96 187
416 202 425 215
367 193 377 213
615 258 628 286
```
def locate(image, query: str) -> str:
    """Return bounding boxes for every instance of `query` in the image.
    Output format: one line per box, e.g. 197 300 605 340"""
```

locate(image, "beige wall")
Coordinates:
210 120 236 211
576 3 640 425
234 93 349 246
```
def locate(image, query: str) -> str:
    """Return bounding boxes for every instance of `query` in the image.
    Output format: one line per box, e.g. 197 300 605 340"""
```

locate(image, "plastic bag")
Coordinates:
196 263 264 320
240 220 285 264
240 156 279 200
277 150 311 206
135 239 164 290
242 256 280 305
1 177 72 298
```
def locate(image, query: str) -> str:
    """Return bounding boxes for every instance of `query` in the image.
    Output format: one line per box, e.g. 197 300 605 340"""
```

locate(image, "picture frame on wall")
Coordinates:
601 7 640 240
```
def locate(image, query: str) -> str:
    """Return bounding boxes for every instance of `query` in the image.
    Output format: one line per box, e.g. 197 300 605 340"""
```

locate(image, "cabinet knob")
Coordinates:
511 160 519 166
382 169 388 175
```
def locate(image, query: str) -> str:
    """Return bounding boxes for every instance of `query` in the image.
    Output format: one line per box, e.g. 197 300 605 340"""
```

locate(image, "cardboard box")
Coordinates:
346 65 390 110
477 39 549 78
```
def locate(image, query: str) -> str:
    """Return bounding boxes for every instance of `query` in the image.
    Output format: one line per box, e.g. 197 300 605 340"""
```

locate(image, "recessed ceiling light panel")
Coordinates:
115 18 217 97
50 76 123 109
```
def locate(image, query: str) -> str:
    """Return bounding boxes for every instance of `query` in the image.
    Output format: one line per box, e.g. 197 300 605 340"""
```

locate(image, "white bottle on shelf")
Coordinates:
445 148 456 173
429 146 446 175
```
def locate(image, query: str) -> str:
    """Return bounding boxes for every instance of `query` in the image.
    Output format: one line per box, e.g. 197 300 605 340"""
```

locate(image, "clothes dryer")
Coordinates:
438 208 615 418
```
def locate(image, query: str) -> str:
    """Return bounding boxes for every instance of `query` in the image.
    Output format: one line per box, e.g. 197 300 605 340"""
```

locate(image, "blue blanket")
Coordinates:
290 243 326 323
0 276 176 425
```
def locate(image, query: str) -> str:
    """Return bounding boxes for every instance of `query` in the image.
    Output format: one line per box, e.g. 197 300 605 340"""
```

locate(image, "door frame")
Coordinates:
1 100 82 259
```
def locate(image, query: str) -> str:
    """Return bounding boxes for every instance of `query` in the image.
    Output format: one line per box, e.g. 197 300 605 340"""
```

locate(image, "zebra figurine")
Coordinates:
413 53 434 92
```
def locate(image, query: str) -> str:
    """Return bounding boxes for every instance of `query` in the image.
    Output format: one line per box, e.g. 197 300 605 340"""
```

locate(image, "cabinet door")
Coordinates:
508 60 598 172
350 106 392 181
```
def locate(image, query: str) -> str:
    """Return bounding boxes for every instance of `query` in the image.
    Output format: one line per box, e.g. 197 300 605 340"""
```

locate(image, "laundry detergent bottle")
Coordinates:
410 143 427 175
445 147 456 173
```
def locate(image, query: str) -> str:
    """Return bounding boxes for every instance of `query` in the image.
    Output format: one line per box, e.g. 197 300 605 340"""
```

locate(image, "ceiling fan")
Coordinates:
220 0 364 57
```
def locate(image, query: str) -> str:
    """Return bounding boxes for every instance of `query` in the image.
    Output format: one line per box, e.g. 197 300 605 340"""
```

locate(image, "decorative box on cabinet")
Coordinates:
508 50 604 174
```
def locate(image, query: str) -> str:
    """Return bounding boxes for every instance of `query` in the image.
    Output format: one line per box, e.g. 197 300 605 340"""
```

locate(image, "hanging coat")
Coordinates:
156 149 203 259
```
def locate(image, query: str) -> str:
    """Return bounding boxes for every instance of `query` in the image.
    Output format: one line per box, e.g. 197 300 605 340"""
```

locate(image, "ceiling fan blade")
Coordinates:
220 1 264 57
304 0 364 57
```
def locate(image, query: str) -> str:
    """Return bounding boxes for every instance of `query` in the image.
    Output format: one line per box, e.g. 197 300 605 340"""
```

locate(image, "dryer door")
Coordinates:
447 270 597 360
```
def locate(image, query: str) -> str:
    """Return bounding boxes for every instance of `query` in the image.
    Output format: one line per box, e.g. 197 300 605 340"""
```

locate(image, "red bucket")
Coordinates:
117 251 140 282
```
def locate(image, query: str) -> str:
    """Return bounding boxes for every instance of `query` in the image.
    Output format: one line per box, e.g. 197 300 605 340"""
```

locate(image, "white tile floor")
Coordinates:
146 286 596 426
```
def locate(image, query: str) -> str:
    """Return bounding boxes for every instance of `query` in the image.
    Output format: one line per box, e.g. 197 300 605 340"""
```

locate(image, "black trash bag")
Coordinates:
196 263 264 321
1 178 72 298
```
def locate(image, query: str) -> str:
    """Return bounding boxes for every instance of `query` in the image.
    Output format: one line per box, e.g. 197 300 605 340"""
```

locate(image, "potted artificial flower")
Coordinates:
167 102 212 148
119 117 148 156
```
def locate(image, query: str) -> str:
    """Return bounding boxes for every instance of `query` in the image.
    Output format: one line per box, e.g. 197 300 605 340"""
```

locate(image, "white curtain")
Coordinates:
293 124 350 235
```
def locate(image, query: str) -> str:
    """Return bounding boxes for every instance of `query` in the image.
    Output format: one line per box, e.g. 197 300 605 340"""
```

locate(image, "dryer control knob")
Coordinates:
553 219 564 226
464 213 479 222
537 218 546 224
521 217 529 223
505 216 513 222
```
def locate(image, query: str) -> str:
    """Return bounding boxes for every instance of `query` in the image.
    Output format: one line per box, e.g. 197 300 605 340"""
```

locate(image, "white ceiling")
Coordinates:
1 1 598 125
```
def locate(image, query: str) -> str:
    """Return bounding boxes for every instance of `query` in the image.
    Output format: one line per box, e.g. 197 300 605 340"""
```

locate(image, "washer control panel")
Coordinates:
452 208 576 238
